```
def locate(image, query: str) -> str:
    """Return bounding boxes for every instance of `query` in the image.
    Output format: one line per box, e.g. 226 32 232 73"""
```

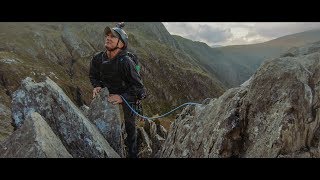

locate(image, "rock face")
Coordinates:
80 105 89 118
88 88 125 157
160 41 320 158
3 76 167 158
0 112 72 158
137 119 168 158
11 77 119 158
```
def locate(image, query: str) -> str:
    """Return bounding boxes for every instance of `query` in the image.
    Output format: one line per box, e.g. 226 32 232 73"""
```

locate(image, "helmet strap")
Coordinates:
107 39 120 52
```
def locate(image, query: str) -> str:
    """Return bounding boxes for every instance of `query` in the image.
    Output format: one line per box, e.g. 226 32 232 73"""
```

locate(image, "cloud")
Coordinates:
162 23 196 37
163 22 232 46
163 22 320 46
251 22 320 38
189 24 232 44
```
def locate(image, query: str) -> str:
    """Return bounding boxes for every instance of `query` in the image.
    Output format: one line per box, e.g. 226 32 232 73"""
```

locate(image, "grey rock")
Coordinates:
201 98 214 105
283 41 320 58
11 77 119 158
138 120 168 158
160 41 320 158
0 112 72 158
160 88 245 158
137 127 153 158
157 123 168 139
88 88 126 157
80 105 90 118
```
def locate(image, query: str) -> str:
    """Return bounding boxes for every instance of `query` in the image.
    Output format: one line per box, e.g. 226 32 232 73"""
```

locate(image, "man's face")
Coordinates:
105 32 124 51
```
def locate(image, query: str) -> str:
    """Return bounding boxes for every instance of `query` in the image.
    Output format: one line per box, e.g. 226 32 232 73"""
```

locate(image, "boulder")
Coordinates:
88 88 126 157
0 112 72 158
11 77 119 158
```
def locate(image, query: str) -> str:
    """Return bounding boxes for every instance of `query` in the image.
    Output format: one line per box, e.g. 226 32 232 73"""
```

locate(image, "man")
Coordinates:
89 22 146 158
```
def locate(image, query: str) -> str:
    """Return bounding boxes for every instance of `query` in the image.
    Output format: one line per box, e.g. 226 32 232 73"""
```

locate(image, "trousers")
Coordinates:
121 100 143 158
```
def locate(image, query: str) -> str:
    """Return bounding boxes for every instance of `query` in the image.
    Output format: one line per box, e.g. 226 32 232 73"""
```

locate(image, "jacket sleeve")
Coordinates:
120 57 146 102
89 54 102 88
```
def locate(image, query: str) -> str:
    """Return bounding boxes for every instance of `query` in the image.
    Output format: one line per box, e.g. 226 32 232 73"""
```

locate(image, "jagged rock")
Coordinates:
87 88 125 158
201 98 214 105
137 127 153 158
0 112 72 158
282 41 320 58
80 105 89 118
137 119 168 158
11 77 119 158
159 89 242 158
157 123 168 139
160 41 320 158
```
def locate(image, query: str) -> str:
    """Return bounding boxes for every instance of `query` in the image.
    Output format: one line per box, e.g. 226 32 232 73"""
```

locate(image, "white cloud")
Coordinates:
163 22 232 45
163 22 320 46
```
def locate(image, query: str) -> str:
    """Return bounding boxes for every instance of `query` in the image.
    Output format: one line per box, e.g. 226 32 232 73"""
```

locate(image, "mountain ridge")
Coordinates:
173 28 320 87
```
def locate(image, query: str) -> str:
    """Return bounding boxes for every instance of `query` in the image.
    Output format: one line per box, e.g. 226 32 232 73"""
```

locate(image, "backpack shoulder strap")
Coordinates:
91 51 104 65
125 52 141 73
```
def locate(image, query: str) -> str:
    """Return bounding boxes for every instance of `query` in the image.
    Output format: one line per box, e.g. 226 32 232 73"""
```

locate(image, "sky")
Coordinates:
163 22 320 47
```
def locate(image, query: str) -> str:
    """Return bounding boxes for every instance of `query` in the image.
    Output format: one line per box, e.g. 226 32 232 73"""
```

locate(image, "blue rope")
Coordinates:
120 95 202 121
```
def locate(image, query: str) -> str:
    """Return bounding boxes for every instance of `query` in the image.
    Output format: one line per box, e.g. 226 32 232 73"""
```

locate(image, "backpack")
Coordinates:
126 52 141 74
120 51 147 100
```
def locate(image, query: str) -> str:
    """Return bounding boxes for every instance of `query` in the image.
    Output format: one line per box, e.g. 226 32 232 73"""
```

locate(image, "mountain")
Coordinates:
2 23 320 158
173 29 320 88
211 45 223 48
159 41 320 158
0 22 226 141
4 41 320 158
2 22 320 144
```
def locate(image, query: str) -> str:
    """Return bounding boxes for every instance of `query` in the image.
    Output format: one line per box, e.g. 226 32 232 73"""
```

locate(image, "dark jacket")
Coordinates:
89 50 146 102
